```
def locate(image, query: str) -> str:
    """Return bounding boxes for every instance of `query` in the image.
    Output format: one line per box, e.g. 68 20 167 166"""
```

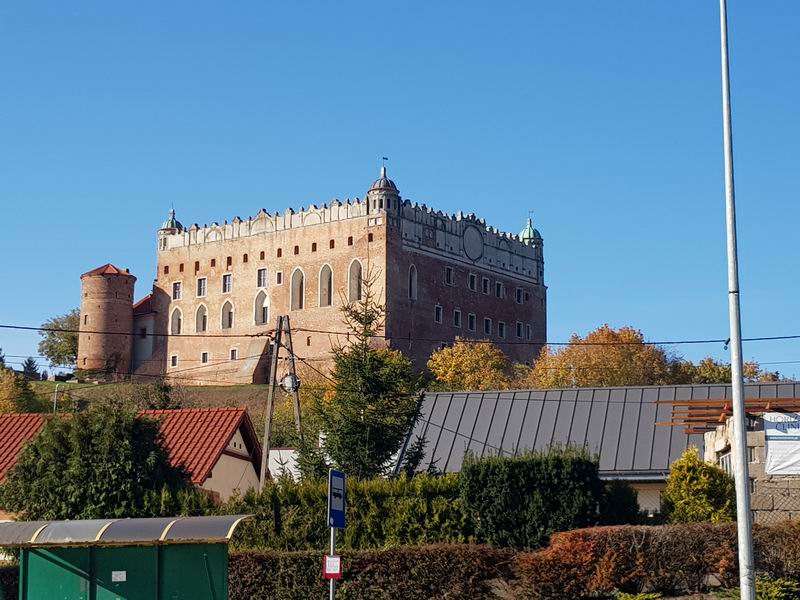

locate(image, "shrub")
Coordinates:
0 565 17 600
662 447 736 524
514 524 740 599
223 473 471 551
716 578 800 600
227 545 514 600
600 480 641 525
459 447 603 550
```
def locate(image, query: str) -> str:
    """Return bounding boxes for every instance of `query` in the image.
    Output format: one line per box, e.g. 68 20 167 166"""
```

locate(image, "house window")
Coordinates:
484 318 492 335
201 352 209 364
84 315 88 325
179 263 184 273
453 309 461 328
243 253 248 263
196 277 207 297
348 236 353 246
163 265 169 275
408 265 418 300
516 288 524 304
277 248 282 258
170 355 178 367
222 274 232 293
260 251 265 260
319 265 333 307
468 313 476 332
368 233 374 242
330 239 335 249
482 277 489 294
526 324 532 340
139 328 147 339
348 260 363 302
312 242 317 252
210 258 216 267
445 267 454 286
257 268 268 288
293 245 299 255
221 301 234 329
276 271 283 285
495 282 504 298
172 282 182 300
170 309 182 335
469 273 477 291
194 261 200 273
226 256 232 268
230 348 238 361
290 269 305 310
434 305 443 324
196 305 208 332
516 321 523 338
498 322 506 339
255 290 269 325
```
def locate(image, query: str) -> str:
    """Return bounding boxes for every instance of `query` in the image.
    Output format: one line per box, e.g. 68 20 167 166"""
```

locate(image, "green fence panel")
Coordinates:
160 544 227 600
23 547 91 600
93 546 158 600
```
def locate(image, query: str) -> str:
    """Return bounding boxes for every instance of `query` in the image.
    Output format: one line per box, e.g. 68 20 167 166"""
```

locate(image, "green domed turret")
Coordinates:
519 217 541 245
160 209 183 231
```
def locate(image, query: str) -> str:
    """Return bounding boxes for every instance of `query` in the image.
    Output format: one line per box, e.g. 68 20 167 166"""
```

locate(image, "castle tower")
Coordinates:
157 208 183 251
366 166 400 214
78 263 137 379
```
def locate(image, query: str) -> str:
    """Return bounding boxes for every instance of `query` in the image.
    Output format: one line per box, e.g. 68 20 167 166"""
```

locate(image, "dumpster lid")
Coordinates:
0 515 252 547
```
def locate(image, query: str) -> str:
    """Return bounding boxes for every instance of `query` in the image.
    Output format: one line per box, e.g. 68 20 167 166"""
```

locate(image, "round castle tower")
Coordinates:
78 263 137 378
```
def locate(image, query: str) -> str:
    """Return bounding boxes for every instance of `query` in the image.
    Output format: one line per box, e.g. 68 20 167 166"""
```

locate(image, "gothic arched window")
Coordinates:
170 308 182 335
319 264 333 307
290 268 305 310
195 305 208 332
255 290 269 325
348 260 363 302
221 300 234 329
408 264 418 300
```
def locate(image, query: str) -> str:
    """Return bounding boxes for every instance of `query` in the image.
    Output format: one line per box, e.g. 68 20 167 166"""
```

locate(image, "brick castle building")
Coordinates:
78 168 547 383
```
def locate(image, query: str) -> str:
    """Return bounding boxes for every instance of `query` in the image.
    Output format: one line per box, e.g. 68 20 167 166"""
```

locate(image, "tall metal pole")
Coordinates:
259 317 283 491
329 527 336 600
718 1 754 598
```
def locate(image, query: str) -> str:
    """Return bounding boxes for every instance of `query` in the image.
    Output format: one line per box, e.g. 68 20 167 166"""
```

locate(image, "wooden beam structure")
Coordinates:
658 397 800 433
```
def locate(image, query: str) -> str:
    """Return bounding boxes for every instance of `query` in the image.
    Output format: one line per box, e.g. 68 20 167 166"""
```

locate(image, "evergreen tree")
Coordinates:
21 356 40 380
302 268 420 479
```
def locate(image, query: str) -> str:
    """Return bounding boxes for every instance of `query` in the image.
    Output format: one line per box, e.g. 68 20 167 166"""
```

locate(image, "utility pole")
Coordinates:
259 316 283 491
258 315 304 490
718 1 755 598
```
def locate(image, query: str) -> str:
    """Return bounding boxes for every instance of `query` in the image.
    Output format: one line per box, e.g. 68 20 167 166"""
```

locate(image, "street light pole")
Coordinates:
718 1 755 598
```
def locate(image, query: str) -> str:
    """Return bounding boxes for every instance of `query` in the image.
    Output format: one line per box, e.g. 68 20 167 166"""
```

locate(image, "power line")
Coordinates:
0 323 274 339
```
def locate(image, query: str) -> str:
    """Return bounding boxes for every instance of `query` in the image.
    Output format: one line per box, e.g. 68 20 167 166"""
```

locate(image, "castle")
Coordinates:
77 168 547 383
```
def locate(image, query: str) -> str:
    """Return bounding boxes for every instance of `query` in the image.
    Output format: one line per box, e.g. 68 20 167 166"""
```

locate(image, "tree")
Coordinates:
0 369 41 412
0 405 192 520
525 325 679 388
38 308 79 367
662 447 736 524
21 356 40 380
303 268 419 479
427 339 515 391
0 347 5 368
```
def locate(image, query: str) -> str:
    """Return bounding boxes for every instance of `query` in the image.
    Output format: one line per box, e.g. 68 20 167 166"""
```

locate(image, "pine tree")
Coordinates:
21 356 40 380
302 267 420 479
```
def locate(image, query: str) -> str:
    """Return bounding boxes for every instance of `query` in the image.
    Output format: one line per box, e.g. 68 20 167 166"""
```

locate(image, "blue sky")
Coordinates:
1 1 798 376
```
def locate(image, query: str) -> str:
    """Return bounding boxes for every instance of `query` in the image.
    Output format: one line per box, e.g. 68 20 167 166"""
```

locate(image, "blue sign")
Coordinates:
327 469 346 529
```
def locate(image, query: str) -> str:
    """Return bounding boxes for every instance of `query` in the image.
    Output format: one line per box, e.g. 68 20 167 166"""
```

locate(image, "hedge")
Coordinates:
3 523 800 598
229 545 514 600
460 447 605 550
223 473 473 551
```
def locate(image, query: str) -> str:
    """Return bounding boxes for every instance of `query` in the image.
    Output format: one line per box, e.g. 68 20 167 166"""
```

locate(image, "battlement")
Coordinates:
158 195 542 260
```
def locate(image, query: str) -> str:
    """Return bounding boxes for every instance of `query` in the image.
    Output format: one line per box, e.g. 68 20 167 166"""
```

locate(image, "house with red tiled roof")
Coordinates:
0 407 261 503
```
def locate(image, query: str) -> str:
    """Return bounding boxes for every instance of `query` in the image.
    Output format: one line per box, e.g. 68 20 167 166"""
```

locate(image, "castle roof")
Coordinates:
133 294 154 316
368 166 398 193
80 263 133 278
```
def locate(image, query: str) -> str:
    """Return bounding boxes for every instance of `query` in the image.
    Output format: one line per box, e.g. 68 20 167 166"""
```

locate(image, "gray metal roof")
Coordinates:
0 515 252 548
399 382 800 481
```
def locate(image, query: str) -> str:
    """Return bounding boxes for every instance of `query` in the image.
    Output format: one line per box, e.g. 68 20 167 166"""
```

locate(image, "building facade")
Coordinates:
78 168 547 383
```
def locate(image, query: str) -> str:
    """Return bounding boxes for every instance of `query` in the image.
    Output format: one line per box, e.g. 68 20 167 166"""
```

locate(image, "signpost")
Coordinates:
324 469 346 598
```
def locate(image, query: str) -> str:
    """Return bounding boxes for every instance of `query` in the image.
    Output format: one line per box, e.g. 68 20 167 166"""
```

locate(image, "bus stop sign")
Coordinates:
327 469 346 529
